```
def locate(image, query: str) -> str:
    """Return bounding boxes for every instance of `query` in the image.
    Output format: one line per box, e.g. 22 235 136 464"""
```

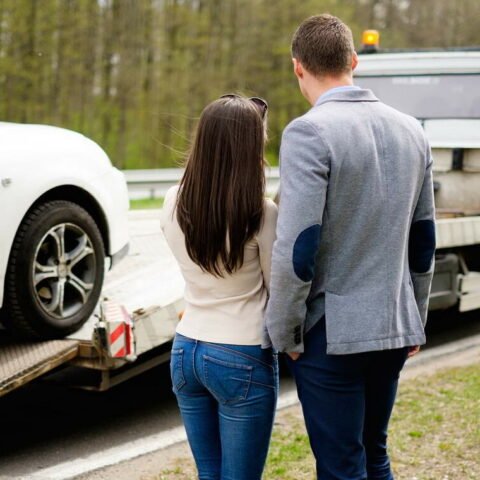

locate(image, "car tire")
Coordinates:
2 200 105 339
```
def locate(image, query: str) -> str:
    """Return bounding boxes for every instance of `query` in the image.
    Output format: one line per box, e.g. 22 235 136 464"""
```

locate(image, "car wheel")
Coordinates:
2 200 105 339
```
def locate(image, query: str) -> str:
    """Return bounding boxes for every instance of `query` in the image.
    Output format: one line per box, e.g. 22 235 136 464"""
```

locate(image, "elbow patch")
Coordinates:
293 224 322 282
409 219 436 273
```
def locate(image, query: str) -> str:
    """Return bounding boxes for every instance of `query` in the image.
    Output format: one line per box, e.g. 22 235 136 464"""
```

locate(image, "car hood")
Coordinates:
0 122 112 172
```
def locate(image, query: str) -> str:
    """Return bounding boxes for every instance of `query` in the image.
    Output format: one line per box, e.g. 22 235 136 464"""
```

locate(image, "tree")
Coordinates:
0 0 478 168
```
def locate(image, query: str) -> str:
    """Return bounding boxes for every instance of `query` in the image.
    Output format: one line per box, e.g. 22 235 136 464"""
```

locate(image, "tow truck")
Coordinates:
356 30 480 313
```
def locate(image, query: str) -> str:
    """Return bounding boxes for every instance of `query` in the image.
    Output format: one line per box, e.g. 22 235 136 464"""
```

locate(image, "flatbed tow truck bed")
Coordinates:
0 335 79 397
0 210 185 397
4 204 480 397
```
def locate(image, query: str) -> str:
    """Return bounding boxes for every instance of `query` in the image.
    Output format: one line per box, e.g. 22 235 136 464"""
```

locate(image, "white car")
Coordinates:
0 122 130 339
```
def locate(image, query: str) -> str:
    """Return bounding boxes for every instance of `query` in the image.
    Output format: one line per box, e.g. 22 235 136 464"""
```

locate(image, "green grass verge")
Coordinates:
152 365 480 480
389 365 479 479
130 197 164 210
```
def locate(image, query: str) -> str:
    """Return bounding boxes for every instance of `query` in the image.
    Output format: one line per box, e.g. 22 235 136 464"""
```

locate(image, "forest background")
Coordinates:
1 0 479 168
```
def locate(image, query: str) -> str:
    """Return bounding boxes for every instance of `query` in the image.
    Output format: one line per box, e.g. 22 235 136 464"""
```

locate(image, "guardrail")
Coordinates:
123 167 280 199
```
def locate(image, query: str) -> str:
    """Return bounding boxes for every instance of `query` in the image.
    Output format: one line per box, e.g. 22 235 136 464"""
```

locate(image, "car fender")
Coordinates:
0 148 129 308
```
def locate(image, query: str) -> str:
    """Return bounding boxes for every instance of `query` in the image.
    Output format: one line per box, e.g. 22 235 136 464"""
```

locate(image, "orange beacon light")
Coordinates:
361 29 380 53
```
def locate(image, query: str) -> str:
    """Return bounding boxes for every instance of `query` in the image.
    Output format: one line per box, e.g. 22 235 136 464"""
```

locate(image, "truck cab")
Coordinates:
355 43 480 312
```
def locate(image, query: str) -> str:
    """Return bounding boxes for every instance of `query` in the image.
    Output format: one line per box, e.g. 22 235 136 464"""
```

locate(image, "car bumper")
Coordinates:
111 242 130 269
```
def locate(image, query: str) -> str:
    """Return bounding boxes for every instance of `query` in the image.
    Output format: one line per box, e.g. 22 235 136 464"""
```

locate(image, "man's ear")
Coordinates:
292 58 303 79
351 51 359 72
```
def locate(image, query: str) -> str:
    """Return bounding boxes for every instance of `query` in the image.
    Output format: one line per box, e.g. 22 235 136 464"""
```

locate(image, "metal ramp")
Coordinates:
0 333 79 397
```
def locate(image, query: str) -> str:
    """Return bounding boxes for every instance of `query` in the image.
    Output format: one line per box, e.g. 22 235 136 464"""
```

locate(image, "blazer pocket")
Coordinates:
202 355 253 405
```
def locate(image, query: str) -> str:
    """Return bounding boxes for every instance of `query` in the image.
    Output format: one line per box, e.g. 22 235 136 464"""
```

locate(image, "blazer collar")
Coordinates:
314 88 379 107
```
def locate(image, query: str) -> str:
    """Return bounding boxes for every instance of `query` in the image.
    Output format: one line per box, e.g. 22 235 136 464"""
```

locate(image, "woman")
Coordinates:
160 94 278 480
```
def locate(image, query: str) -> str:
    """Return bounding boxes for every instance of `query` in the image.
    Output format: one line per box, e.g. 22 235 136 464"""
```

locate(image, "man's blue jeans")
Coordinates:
170 333 279 480
287 317 409 480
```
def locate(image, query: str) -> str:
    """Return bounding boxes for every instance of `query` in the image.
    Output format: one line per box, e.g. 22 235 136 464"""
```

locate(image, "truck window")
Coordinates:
355 74 480 119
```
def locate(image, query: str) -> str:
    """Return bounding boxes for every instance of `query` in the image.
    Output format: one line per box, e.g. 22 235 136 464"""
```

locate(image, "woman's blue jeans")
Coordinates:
170 333 279 480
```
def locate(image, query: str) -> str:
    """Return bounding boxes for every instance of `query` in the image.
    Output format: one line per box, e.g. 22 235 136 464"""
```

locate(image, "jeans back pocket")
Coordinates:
170 348 186 393
202 355 253 405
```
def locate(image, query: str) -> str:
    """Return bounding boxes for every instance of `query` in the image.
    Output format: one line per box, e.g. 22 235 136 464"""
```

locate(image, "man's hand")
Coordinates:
407 345 420 358
287 352 301 361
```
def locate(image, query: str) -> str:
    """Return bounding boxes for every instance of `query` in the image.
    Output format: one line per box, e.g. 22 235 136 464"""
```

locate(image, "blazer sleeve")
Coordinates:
409 141 436 327
265 118 330 353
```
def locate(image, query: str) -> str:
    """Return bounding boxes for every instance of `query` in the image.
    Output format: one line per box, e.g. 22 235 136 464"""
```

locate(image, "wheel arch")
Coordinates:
1 185 111 311
29 185 110 255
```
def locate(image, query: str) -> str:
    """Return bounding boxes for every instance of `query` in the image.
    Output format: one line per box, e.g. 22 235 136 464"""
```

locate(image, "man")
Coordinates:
264 14 435 480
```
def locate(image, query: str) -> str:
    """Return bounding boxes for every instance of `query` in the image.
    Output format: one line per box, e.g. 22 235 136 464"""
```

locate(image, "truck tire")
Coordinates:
2 200 105 339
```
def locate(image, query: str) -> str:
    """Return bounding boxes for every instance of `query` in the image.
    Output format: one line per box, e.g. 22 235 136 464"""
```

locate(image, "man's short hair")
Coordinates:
291 14 355 77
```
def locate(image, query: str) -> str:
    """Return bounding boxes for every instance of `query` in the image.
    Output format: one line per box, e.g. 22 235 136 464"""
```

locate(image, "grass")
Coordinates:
388 365 480 479
130 197 164 210
262 413 315 480
148 365 480 480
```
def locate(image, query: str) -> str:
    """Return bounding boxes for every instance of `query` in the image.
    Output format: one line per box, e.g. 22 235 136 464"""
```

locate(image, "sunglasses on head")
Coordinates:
220 93 268 118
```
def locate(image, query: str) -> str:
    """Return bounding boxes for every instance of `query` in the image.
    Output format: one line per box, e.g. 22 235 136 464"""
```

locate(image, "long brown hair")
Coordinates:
176 96 266 277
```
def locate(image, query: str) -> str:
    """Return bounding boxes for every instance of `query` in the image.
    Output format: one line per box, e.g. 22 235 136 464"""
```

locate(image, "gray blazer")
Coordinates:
264 88 436 355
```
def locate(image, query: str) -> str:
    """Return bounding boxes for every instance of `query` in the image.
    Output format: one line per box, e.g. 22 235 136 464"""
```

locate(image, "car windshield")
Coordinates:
355 74 480 119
